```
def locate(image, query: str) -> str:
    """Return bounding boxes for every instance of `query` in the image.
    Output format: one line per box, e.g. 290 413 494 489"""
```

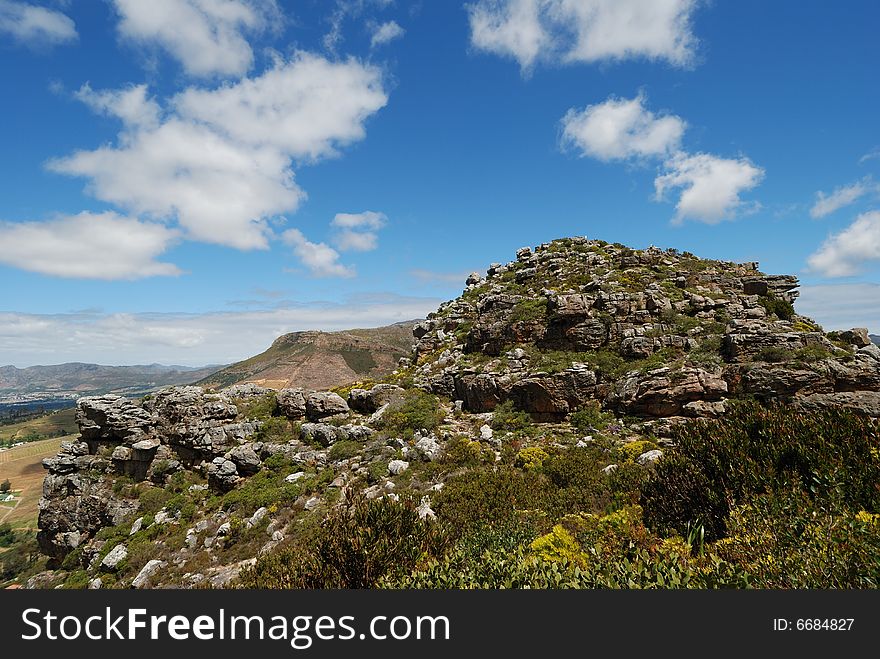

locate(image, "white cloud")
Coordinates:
174 53 387 162
468 0 699 72
810 176 876 219
0 212 181 280
331 211 387 230
468 0 546 72
282 228 354 278
74 83 162 129
561 93 685 161
48 53 387 251
654 152 764 224
860 148 880 164
0 294 440 367
330 211 387 252
0 0 77 46
111 0 281 78
371 20 404 47
333 230 379 252
797 283 880 333
808 210 880 277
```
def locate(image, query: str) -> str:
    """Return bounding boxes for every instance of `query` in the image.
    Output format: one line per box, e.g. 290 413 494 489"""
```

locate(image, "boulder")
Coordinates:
276 388 307 419
388 460 409 475
132 559 166 589
305 392 349 420
228 444 262 476
100 544 128 571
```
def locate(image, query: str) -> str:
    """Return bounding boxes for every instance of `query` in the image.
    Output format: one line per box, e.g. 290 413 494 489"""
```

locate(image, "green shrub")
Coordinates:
377 390 444 438
715 488 880 588
234 393 279 420
570 401 614 431
509 298 547 324
256 416 298 442
328 440 362 462
491 400 532 432
0 523 16 547
758 296 795 321
237 495 447 588
514 446 549 471
757 346 793 363
435 467 546 538
641 402 880 541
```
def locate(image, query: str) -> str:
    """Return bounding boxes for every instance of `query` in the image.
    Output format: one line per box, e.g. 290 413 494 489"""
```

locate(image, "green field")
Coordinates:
0 407 77 447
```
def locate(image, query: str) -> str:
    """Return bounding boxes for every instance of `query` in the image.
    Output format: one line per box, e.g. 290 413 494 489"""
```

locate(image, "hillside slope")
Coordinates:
18 237 880 590
0 363 221 398
197 323 417 391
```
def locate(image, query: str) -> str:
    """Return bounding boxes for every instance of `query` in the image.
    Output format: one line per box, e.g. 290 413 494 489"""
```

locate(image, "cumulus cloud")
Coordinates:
0 212 181 280
111 0 281 77
282 228 354 278
561 93 764 224
0 0 77 46
654 152 764 224
468 0 699 73
561 93 685 161
807 210 880 277
370 20 404 47
0 294 441 367
330 211 387 252
810 176 877 219
48 53 387 251
74 83 162 129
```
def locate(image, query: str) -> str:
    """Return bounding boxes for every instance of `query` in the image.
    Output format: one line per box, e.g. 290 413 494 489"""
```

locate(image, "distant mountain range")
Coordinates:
0 362 223 400
197 322 417 391
872 334 880 346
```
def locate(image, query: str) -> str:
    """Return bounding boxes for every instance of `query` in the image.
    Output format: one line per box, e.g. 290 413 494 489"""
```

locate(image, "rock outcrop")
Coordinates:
31 236 880 588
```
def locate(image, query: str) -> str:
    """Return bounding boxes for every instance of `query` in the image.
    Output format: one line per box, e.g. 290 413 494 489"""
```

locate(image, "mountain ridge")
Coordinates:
196 322 418 392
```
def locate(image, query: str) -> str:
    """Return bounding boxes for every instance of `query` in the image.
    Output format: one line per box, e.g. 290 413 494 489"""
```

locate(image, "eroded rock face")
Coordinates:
611 367 728 417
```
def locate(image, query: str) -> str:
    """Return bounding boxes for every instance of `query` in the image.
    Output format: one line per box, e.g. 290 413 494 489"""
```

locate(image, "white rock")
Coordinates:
132 559 166 589
637 449 664 465
417 496 436 520
601 464 618 475
388 459 409 475
479 424 494 441
415 435 442 461
129 516 144 536
245 506 268 529
271 530 284 542
304 496 320 511
100 544 128 571
154 509 177 525
216 522 232 536
88 578 103 590
284 472 306 483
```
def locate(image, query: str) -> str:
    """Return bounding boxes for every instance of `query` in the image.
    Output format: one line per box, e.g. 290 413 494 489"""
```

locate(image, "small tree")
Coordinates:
0 479 10 493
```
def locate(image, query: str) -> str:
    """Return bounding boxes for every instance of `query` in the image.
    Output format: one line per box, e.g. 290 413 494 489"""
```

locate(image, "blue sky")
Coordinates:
1 0 879 366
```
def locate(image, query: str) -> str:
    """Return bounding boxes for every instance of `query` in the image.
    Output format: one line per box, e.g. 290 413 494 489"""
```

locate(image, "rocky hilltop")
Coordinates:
27 237 880 589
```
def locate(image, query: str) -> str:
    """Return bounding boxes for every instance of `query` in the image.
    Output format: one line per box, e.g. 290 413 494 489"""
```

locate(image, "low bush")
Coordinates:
491 400 532 432
641 402 880 541
237 495 447 588
377 390 444 438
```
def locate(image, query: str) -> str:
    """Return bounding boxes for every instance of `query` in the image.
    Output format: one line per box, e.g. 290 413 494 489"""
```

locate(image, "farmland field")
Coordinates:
0 407 77 447
0 438 63 527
